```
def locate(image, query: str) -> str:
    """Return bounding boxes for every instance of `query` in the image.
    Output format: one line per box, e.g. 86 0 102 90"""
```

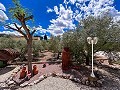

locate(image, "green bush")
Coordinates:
32 40 44 57
0 37 16 49
0 61 7 68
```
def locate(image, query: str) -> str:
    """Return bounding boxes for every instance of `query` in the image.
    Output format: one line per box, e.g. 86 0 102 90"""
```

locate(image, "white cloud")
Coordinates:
33 25 48 34
0 31 23 36
47 8 53 13
4 23 24 31
0 3 6 11
69 0 76 4
4 24 50 37
0 10 8 22
54 6 59 14
48 0 120 36
0 3 8 22
66 0 120 22
47 4 76 36
4 23 26 36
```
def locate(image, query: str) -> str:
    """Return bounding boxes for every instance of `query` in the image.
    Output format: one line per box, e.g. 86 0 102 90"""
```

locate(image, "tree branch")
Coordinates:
24 15 33 21
5 25 18 31
13 23 19 29
5 24 28 40
21 21 31 38
31 30 36 36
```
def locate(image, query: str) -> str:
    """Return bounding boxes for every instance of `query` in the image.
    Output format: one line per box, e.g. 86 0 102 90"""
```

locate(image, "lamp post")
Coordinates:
87 37 98 77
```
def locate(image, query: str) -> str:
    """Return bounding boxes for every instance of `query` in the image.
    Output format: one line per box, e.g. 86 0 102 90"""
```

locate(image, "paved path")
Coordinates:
17 77 97 90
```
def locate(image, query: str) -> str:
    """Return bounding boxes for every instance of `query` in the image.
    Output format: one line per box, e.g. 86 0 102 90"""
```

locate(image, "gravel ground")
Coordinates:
0 65 20 82
0 65 20 90
17 76 98 90
0 51 120 90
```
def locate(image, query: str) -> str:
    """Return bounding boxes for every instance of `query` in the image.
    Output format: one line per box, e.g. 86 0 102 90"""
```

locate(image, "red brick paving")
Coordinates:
13 51 63 84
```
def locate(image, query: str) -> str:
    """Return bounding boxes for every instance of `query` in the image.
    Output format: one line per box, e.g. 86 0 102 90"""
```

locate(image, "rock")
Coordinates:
81 77 88 85
34 79 40 84
48 73 52 76
44 74 49 77
28 83 34 86
88 76 98 82
8 77 13 81
6 79 11 84
7 81 15 86
76 78 81 83
73 78 81 83
20 83 28 87
42 64 46 68
89 81 95 87
39 75 45 81
62 74 68 79
96 80 103 87
51 73 57 77
85 80 90 86
43 74 47 78
57 73 63 78
0 83 7 87
13 71 18 73
69 75 74 80
73 78 78 82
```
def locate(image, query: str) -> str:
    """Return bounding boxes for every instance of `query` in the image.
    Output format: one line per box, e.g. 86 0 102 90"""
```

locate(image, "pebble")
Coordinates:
34 79 40 84
20 83 28 87
69 75 74 80
28 83 34 86
7 81 15 86
39 75 45 81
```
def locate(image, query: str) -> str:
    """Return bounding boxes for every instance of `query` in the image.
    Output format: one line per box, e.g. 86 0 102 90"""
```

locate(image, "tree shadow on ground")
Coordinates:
63 66 91 79
0 86 10 90
0 66 15 75
0 84 20 90
98 64 120 79
46 58 61 65
95 64 120 89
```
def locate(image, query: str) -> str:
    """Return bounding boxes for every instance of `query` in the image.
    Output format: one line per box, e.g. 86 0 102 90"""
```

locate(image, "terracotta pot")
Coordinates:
33 65 38 76
19 67 27 79
62 47 71 70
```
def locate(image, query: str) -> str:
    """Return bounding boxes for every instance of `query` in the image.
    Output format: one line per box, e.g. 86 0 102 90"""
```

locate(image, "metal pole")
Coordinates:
91 40 95 77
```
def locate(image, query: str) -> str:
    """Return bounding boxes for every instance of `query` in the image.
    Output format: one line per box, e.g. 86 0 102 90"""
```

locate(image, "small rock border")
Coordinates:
5 65 25 87
20 72 104 88
4 64 104 88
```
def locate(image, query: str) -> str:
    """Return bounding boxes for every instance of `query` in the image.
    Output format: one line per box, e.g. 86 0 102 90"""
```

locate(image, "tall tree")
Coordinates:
5 0 36 76
62 15 120 65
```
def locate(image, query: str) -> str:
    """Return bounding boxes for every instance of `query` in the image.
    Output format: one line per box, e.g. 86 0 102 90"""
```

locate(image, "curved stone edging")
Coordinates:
20 72 103 88
4 65 104 88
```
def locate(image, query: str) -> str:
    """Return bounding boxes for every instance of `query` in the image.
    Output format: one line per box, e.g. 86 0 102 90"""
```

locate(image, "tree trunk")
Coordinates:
27 37 33 76
85 55 90 65
82 50 90 65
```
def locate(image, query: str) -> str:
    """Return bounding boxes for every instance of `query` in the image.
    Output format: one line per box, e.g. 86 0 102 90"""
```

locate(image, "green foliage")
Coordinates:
15 40 26 51
47 36 62 53
0 37 16 49
32 40 44 57
62 15 120 64
9 0 25 18
0 61 7 68
9 0 33 21
62 30 86 64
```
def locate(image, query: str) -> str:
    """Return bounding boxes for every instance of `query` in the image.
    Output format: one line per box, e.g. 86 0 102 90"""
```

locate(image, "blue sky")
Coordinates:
0 0 120 37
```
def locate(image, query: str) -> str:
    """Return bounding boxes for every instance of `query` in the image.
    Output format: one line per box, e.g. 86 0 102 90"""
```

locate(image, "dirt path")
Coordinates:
38 51 54 61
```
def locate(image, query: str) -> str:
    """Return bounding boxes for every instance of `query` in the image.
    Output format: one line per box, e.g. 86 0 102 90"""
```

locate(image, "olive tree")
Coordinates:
62 15 120 65
5 0 36 76
0 36 16 49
